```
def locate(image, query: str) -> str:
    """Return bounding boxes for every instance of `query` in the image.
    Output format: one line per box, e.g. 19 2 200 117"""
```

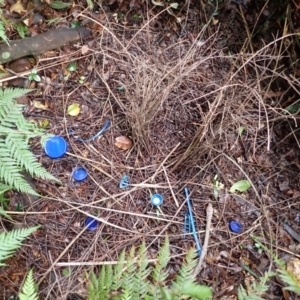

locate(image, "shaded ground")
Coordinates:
1 0 300 299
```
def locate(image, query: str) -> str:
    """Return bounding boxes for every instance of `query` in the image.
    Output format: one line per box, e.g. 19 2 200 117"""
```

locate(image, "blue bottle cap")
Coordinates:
73 167 88 182
85 217 98 230
151 194 163 206
44 136 68 159
229 221 243 233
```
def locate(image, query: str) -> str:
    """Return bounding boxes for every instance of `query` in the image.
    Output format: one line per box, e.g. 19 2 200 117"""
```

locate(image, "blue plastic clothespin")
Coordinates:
184 187 202 257
119 175 129 189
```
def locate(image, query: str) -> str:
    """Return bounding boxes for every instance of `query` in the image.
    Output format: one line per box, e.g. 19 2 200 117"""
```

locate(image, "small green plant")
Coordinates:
238 236 300 299
78 75 85 84
238 271 275 300
87 237 212 300
14 22 28 39
0 88 59 196
19 269 39 300
0 227 40 299
0 226 40 266
28 69 41 82
67 62 77 72
132 13 142 21
0 19 8 45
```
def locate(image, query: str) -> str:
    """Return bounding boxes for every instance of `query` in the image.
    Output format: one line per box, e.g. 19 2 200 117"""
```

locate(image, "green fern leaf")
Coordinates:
19 269 39 300
171 248 198 293
0 87 59 194
112 249 126 291
152 236 170 284
121 246 137 297
278 269 300 294
0 20 9 45
0 206 12 220
0 88 32 102
181 281 212 300
0 226 40 266
0 182 12 194
87 238 212 300
238 285 248 300
105 264 113 293
132 242 151 299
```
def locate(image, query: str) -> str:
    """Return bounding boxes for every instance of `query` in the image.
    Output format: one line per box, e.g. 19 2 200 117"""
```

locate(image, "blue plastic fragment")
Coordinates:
229 221 243 233
85 217 98 230
69 119 110 143
151 194 163 206
44 136 68 158
119 175 129 188
73 167 88 182
184 188 202 257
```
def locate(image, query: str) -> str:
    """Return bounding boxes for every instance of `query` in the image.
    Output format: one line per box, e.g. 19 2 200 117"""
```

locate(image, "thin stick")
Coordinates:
163 166 179 207
193 202 213 277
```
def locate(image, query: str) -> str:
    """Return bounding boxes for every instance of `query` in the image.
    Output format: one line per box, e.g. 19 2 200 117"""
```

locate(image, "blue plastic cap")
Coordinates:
44 136 68 159
85 217 98 230
229 221 243 233
151 194 163 206
73 167 88 182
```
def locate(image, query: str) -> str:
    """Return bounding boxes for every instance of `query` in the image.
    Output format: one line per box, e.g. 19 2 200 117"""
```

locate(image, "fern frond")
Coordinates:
87 238 212 300
278 268 300 294
0 20 9 46
0 148 37 195
0 206 12 220
111 249 126 291
0 226 40 266
152 236 170 284
171 248 198 293
121 245 137 297
132 241 152 299
5 134 57 181
0 87 59 194
0 182 12 194
18 269 39 300
0 88 32 102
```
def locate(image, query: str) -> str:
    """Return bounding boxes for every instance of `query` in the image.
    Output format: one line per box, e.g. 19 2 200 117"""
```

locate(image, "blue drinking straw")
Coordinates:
184 187 202 257
69 119 110 143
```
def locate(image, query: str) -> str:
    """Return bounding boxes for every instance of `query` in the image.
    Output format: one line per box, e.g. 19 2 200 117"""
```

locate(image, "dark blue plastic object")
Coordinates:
229 221 243 233
69 120 110 143
85 217 98 230
44 136 68 158
151 194 163 206
119 175 129 188
73 167 88 182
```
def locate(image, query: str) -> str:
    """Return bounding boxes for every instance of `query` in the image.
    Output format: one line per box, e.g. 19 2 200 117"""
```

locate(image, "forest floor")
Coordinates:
1 0 300 299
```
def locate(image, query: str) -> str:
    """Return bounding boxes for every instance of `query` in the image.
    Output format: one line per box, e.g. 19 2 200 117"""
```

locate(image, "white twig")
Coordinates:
193 202 213 277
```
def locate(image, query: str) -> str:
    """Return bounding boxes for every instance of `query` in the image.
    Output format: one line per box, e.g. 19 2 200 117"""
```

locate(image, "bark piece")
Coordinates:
0 27 91 64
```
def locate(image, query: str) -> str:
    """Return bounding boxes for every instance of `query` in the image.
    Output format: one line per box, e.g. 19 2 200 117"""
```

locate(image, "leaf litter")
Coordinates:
1 0 300 299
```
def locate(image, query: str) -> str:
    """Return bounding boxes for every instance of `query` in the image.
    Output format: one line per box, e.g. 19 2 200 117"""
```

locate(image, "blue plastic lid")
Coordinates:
73 167 88 182
85 217 98 230
229 221 243 233
151 194 163 206
44 136 68 159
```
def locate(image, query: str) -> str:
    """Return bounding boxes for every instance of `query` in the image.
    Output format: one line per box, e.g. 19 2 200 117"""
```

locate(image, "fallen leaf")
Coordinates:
115 136 132 150
10 1 26 14
32 100 48 110
67 103 80 116
39 119 50 128
229 180 251 193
